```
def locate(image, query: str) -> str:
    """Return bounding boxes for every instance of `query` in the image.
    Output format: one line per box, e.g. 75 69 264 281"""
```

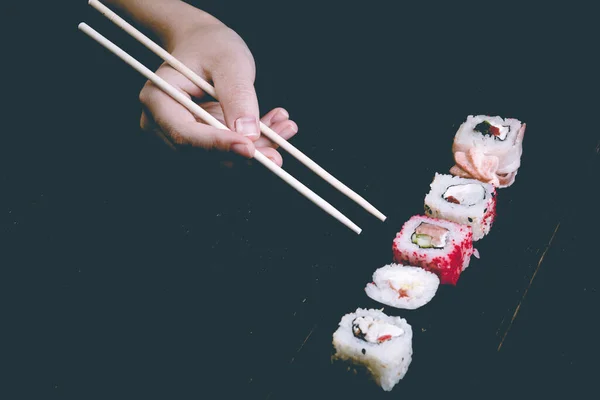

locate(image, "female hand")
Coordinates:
130 2 297 165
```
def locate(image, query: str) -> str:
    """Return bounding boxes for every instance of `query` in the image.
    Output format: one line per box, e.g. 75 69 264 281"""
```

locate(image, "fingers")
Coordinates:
253 107 298 148
256 147 283 167
252 120 298 148
201 104 290 128
210 52 260 140
195 104 299 149
141 96 283 166
261 107 289 126
154 62 207 99
138 59 296 166
197 101 225 125
139 68 255 158
267 120 299 140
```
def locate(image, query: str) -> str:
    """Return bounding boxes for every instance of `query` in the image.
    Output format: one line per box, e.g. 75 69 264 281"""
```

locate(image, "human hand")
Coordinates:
138 17 298 166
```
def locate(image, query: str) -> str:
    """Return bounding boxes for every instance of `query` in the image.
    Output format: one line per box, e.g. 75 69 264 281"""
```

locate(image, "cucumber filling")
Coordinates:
411 222 448 249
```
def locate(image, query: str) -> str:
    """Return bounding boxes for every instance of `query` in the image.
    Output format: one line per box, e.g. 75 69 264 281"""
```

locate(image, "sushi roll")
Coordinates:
450 115 526 188
424 173 497 241
332 308 413 391
392 215 474 285
365 264 440 310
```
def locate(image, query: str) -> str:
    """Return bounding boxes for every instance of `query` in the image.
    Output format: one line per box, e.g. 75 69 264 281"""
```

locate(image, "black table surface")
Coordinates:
3 1 599 399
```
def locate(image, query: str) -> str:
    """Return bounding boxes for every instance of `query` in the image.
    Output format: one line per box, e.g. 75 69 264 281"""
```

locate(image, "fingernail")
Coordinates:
231 143 253 158
268 157 281 166
280 124 298 136
276 108 289 119
235 117 260 140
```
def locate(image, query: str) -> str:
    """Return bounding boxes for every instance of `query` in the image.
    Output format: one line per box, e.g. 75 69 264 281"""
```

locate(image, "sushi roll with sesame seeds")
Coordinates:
332 308 413 391
450 115 526 188
392 215 474 285
365 264 440 310
424 173 497 241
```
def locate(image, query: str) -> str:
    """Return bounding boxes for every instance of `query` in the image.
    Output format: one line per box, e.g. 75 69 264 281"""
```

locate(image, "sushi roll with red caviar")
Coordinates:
332 308 413 391
450 115 526 188
365 264 440 310
424 173 497 241
392 215 474 285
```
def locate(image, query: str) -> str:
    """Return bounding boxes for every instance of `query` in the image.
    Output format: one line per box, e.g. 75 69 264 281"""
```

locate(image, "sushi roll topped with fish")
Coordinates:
450 115 526 187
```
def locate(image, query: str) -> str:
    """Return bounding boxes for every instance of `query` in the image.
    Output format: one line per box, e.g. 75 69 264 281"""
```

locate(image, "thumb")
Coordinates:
212 57 260 141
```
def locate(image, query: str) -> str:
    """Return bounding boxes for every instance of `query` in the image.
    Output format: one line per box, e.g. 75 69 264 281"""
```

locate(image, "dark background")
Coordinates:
2 1 599 399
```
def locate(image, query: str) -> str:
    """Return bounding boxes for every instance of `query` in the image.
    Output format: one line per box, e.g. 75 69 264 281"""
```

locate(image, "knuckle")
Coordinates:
138 82 153 105
169 131 187 146
210 54 255 84
240 48 256 71
223 81 256 107
228 81 255 95
208 53 230 76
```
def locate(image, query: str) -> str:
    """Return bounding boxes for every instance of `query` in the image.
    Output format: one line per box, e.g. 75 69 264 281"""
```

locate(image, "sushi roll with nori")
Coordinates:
332 308 413 391
365 264 440 310
450 115 526 188
424 173 497 241
392 215 474 285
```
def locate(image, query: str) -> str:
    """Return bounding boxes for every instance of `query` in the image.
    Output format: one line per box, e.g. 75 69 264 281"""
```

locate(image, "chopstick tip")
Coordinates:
374 211 387 222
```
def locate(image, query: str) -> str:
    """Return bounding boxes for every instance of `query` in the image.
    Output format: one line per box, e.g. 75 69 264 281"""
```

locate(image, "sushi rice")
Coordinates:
332 308 413 391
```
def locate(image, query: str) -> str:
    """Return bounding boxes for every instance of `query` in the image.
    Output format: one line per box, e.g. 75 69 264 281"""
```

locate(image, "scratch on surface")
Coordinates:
290 325 316 364
497 222 561 351
267 325 317 399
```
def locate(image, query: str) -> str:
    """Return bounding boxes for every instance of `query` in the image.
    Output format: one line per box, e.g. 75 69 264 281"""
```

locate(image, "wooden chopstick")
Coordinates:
87 0 386 222
78 23 362 235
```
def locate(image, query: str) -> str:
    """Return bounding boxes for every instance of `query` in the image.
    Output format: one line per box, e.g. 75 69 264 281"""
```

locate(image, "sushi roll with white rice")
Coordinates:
392 215 474 285
424 173 497 241
365 264 440 310
332 308 413 391
450 115 526 188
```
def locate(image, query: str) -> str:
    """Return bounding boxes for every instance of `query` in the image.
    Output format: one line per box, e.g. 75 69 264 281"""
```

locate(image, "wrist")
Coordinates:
166 7 224 49
104 0 223 50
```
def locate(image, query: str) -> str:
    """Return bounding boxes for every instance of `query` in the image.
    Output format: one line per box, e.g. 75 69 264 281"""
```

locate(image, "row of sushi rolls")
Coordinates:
332 115 526 391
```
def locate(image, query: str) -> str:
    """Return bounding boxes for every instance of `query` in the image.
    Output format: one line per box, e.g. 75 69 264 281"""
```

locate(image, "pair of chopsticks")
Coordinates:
79 0 386 234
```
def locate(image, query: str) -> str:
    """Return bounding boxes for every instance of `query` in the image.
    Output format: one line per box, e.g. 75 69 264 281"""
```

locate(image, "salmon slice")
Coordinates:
413 223 449 248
